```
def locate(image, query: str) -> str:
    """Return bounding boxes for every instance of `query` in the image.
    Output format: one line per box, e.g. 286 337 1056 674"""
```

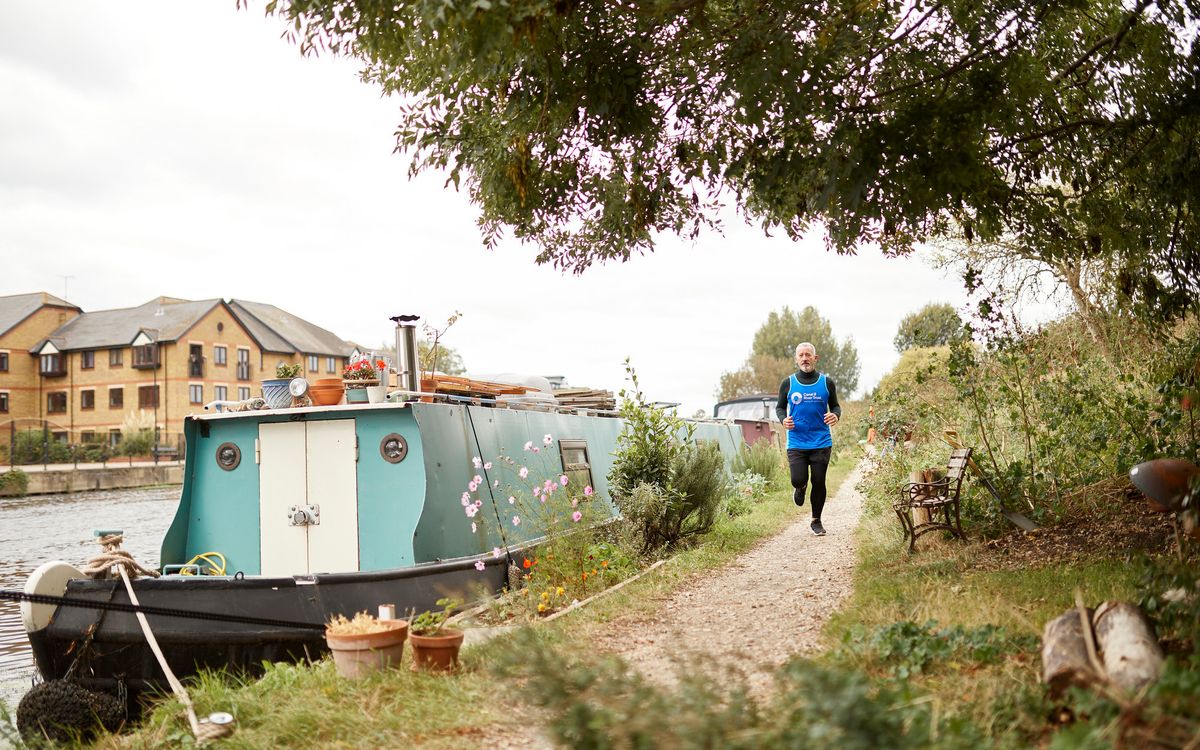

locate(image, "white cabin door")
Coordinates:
305 419 359 573
259 419 359 576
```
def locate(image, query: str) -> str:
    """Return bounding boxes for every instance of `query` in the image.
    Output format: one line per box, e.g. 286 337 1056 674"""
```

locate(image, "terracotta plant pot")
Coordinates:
315 377 343 388
309 384 344 406
325 620 408 679
409 628 464 673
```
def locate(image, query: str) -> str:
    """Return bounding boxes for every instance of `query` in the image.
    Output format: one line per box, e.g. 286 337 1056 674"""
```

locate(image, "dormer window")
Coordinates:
40 353 65 377
133 344 159 368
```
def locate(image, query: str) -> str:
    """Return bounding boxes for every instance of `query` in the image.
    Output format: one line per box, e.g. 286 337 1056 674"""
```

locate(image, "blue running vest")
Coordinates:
787 373 832 450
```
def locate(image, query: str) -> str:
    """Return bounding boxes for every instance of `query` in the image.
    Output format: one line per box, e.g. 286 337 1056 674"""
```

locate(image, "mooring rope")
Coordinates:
96 534 233 744
80 534 160 580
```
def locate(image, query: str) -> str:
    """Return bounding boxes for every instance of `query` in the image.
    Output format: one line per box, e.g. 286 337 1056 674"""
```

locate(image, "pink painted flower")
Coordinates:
465 505 478 518
474 499 483 508
543 433 553 445
474 560 486 571
484 462 493 470
572 511 583 522
533 486 541 497
492 547 502 558
473 475 483 484
584 486 594 496
519 466 529 479
559 474 569 486
512 515 521 526
461 492 470 506
523 441 533 451
507 495 516 504
532 447 540 453
468 481 479 492
472 457 482 469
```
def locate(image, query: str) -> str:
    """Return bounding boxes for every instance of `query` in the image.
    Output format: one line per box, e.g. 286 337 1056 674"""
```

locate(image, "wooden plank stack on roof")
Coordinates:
553 388 616 411
421 375 529 401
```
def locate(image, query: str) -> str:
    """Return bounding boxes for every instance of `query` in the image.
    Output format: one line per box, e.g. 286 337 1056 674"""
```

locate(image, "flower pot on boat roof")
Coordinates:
325 614 408 679
343 357 388 403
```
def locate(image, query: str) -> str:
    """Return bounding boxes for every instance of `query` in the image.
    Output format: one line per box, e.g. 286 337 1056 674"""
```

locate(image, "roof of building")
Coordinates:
0 292 79 338
34 297 224 352
229 300 353 357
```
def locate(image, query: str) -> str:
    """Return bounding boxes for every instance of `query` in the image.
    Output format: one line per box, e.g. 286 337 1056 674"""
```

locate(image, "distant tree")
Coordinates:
376 339 467 376
893 304 964 352
718 307 860 401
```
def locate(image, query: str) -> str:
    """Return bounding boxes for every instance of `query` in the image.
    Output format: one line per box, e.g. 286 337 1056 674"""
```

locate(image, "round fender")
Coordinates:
21 560 85 632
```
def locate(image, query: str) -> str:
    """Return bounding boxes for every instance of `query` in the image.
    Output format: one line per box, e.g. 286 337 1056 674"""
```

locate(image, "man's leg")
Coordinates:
787 449 811 507
809 448 832 535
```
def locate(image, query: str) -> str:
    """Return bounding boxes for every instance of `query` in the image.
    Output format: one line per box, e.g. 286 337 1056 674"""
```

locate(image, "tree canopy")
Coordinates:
893 303 964 352
718 306 859 400
266 0 1199 320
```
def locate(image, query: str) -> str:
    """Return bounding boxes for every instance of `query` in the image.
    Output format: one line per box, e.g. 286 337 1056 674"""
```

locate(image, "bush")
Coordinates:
608 360 692 501
10 429 70 464
669 441 728 535
0 469 29 497
730 439 785 486
120 429 154 457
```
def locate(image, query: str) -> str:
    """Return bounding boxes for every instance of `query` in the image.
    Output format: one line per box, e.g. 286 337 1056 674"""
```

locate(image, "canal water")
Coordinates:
0 487 179 712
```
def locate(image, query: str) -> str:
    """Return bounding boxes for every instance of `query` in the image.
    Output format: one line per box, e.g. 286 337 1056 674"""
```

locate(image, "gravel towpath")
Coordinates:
602 456 867 692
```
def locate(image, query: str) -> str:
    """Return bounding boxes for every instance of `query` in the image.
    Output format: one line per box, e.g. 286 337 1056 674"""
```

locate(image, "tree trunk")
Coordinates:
1042 608 1098 696
910 470 931 526
1093 601 1164 693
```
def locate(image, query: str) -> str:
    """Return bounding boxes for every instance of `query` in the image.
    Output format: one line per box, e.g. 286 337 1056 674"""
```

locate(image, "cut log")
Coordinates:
909 470 932 526
1093 601 1164 693
1042 608 1099 696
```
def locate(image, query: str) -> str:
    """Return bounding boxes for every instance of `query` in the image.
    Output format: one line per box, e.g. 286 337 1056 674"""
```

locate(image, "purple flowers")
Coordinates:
571 511 582 522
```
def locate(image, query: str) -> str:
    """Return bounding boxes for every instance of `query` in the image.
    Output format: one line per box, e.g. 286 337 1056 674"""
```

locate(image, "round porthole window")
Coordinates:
216 442 241 471
380 434 408 464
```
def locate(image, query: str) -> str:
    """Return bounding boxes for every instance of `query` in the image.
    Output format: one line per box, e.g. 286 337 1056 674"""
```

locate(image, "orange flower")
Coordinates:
601 560 608 568
522 559 531 569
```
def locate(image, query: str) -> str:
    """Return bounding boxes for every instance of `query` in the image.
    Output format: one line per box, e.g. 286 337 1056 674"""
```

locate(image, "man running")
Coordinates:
776 342 841 536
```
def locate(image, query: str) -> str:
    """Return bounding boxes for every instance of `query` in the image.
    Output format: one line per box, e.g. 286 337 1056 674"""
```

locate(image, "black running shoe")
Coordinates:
811 519 826 536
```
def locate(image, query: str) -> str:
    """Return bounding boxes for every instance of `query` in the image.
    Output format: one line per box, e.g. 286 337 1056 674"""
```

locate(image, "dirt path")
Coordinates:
603 457 867 692
483 458 868 748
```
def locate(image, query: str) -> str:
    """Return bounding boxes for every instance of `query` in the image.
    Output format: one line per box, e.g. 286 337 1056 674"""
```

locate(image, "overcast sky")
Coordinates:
0 2 1066 416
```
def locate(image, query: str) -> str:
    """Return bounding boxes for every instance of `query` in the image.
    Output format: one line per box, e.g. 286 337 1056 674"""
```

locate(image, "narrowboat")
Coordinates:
18 329 744 703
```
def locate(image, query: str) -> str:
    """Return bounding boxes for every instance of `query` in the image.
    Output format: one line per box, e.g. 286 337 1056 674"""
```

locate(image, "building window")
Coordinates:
214 345 227 366
138 385 159 409
109 429 121 447
81 350 95 369
307 354 319 372
236 348 251 381
81 389 95 410
109 348 123 367
81 430 96 444
188 344 204 378
47 392 67 413
326 356 336 374
237 386 250 401
0 352 8 372
133 344 159 368
215 385 228 401
0 392 8 412
40 353 64 375
189 384 204 404
109 387 124 408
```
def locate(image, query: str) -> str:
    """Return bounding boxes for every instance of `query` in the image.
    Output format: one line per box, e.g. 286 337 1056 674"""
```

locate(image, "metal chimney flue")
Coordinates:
390 314 421 394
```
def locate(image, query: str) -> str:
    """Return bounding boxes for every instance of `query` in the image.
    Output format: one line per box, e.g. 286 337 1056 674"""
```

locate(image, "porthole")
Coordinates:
215 442 241 471
380 433 408 464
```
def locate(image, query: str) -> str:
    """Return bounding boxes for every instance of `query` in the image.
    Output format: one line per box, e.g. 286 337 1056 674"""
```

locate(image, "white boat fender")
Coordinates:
21 560 84 633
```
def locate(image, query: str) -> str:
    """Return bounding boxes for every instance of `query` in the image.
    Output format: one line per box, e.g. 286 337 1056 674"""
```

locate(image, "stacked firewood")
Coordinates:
1042 598 1164 696
553 388 616 412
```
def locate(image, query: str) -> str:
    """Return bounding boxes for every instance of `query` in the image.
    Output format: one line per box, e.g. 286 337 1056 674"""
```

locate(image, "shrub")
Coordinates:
608 359 692 501
730 439 785 486
669 441 728 535
0 469 29 497
120 429 154 457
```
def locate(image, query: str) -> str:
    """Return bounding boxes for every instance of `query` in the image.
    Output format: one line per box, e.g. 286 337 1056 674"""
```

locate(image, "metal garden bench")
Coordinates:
893 447 971 551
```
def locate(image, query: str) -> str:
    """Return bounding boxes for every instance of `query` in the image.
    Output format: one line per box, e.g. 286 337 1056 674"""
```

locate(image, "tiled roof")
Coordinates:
39 297 222 351
0 292 79 337
230 300 353 357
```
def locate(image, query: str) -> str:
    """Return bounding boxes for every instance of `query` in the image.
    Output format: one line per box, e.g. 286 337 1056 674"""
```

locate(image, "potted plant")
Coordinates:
324 611 408 679
262 362 303 409
408 598 464 673
343 357 388 404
